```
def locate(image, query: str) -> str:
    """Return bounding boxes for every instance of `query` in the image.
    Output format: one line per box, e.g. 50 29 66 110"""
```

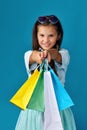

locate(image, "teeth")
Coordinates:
44 44 50 46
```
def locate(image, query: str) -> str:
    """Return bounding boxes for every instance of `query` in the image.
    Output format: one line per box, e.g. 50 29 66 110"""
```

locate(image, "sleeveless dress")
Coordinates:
15 49 76 130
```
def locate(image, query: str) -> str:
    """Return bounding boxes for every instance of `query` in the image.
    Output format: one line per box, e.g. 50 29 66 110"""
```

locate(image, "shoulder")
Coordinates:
59 48 70 65
55 48 70 72
24 50 33 63
24 50 32 59
24 50 33 74
59 48 70 56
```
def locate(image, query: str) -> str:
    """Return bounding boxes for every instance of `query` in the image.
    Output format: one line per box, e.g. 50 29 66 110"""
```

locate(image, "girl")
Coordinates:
15 15 76 130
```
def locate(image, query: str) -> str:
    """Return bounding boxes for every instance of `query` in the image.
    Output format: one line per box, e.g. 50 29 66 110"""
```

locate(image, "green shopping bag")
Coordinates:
27 70 44 112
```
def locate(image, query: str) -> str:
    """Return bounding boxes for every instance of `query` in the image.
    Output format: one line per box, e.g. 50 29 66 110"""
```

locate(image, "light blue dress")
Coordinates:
15 49 76 130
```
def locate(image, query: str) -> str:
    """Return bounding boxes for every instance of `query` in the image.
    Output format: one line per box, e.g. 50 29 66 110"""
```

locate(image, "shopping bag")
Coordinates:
49 68 74 111
27 70 44 112
10 69 40 110
44 71 63 130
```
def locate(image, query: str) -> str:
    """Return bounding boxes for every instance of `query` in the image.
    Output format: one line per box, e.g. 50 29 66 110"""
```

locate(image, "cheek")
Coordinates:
52 38 57 43
37 37 43 45
38 37 42 43
37 35 40 42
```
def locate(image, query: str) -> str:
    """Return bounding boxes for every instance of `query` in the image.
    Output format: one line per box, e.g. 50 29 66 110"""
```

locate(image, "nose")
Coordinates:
44 36 49 42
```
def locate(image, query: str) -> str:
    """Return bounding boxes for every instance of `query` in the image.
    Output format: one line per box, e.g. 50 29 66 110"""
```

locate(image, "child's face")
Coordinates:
37 25 60 50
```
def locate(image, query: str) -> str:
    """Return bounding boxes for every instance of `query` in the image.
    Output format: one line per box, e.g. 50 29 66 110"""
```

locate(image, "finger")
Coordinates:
43 50 48 58
40 52 44 58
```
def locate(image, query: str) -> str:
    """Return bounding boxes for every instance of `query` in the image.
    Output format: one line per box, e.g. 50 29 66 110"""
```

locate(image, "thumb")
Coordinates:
47 53 51 63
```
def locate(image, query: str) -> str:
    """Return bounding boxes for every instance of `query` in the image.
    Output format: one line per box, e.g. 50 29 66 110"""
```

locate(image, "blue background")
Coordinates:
0 0 87 129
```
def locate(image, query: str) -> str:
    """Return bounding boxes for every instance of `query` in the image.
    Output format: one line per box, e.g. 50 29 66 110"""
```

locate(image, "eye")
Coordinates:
49 34 54 37
40 34 44 37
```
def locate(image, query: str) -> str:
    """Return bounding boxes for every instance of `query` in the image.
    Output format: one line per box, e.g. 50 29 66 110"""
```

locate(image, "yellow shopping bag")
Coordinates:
10 69 40 110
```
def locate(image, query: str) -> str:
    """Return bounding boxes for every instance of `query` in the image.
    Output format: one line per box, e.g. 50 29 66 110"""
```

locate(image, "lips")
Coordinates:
43 43 50 47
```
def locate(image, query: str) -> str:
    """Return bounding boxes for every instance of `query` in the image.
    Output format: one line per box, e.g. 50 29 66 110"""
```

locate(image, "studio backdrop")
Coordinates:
0 0 87 130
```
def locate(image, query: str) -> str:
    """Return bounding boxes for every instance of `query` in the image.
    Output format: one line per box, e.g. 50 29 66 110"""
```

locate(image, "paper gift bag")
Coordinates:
44 71 63 130
49 68 74 111
10 69 40 110
27 70 44 112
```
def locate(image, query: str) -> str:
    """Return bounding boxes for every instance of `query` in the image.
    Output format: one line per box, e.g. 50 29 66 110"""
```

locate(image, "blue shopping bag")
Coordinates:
49 67 74 111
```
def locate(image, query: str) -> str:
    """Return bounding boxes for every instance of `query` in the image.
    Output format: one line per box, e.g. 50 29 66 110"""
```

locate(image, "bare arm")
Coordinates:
48 49 62 64
29 50 47 64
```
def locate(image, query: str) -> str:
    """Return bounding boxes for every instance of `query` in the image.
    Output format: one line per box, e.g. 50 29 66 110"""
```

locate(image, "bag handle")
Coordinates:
40 59 52 71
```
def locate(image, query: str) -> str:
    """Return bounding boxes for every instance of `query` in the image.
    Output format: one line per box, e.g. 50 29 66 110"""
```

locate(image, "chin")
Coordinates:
43 48 49 50
43 46 51 50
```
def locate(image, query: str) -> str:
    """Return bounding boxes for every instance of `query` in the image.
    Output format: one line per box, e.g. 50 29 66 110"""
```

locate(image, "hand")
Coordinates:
30 50 48 64
47 49 62 63
30 49 62 64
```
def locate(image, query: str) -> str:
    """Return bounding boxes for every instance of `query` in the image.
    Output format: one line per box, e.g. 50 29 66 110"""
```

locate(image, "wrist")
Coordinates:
30 51 36 64
54 52 62 64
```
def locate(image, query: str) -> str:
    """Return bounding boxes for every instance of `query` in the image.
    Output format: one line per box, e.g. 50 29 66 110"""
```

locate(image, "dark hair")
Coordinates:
32 15 63 50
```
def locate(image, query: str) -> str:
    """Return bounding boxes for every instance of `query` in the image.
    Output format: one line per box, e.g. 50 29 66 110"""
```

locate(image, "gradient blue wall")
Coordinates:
0 0 87 129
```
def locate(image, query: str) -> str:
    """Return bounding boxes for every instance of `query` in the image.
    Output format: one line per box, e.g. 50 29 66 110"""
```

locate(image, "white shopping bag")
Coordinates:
44 71 63 130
